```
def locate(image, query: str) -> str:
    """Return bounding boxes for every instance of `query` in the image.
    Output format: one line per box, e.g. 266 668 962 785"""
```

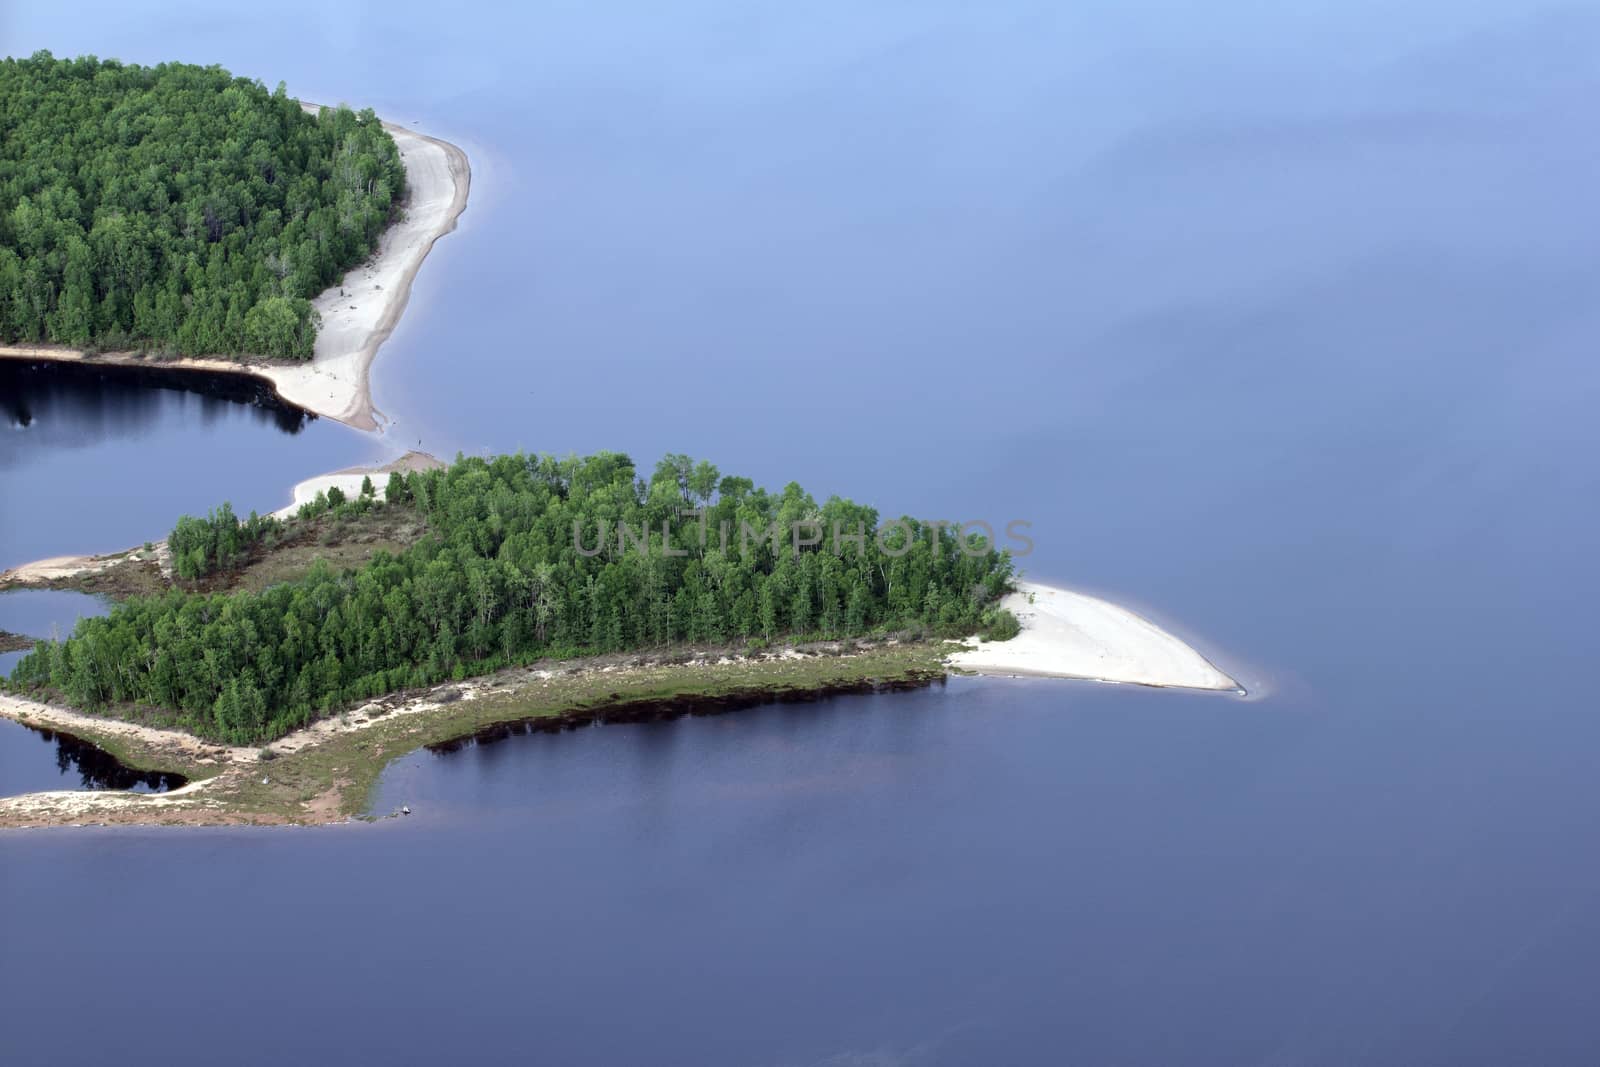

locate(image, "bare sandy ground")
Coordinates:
1 554 123 584
268 105 471 429
949 580 1239 691
270 449 443 518
0 105 469 432
0 691 252 762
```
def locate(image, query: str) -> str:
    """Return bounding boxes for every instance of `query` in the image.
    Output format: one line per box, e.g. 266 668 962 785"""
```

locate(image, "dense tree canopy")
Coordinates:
8 452 1016 744
168 502 282 580
0 51 404 358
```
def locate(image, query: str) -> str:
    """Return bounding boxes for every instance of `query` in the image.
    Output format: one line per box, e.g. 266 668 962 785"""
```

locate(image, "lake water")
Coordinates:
0 361 378 568
0 588 109 676
3 1 1599 1063
0 716 186 794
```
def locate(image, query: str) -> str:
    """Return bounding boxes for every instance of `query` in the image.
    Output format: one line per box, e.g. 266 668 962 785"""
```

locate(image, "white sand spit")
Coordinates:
949 581 1239 691
271 449 443 519
1 554 119 584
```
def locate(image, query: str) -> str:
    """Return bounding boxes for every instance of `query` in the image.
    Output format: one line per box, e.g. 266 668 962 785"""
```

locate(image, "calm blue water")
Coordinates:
0 589 109 638
0 716 186 794
3 1 1599 1063
0 589 108 677
0 361 378 568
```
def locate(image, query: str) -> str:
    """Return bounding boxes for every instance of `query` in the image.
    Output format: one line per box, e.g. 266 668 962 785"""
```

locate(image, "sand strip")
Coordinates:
1 692 252 761
949 580 1239 691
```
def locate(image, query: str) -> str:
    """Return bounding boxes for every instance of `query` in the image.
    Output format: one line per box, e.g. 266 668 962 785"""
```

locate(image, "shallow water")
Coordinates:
3 0 1600 1063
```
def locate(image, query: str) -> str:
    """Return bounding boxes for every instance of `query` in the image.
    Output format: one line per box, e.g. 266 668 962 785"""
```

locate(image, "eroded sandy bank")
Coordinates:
0 105 470 432
949 580 1239 691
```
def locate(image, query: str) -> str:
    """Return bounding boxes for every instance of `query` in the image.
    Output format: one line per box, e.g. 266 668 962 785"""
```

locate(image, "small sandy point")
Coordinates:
270 449 443 518
1 554 122 584
949 580 1239 691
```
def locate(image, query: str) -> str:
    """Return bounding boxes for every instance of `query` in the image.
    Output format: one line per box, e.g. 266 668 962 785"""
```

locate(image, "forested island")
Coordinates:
5 452 1017 747
0 52 404 358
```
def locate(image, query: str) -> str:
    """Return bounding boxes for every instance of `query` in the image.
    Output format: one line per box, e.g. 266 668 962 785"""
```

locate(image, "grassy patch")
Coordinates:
12 641 947 825
202 505 429 594
230 537 415 593
2 505 429 604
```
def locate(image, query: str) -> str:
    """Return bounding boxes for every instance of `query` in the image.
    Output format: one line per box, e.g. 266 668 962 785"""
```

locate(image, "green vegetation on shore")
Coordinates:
7 452 1014 745
0 51 403 358
169 501 282 579
0 630 35 653
0 641 948 827
167 477 367 579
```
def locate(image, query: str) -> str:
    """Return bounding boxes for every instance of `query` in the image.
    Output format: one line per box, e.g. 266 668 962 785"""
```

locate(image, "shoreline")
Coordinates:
0 640 948 828
948 580 1240 692
270 449 444 519
0 104 470 433
0 451 445 591
0 575 1245 828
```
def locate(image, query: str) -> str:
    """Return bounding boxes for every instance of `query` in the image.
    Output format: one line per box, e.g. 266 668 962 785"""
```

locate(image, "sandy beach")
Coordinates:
0 105 469 432
0 553 125 584
270 449 444 518
949 580 1239 691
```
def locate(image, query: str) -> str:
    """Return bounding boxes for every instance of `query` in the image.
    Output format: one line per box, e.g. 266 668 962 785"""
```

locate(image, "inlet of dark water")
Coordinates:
0 717 186 794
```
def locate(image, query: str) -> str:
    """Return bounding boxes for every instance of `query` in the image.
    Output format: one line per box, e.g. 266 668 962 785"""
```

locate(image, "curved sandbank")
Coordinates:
0 105 470 433
270 449 444 519
949 580 1239 692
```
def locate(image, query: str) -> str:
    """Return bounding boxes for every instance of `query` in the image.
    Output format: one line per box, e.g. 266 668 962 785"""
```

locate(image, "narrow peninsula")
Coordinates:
0 450 1240 828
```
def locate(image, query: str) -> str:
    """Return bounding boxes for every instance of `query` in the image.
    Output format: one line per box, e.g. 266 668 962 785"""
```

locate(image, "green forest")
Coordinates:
6 453 1016 745
0 51 404 358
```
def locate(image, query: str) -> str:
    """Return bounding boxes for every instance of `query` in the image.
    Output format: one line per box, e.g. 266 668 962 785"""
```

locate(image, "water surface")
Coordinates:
0 588 109 679
0 361 377 568
2 1 1599 1064
0 717 186 795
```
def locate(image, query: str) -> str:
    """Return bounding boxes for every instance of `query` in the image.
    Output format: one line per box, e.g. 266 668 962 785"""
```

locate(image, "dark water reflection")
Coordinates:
426 672 944 754
0 589 119 787
0 360 312 448
0 716 186 795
